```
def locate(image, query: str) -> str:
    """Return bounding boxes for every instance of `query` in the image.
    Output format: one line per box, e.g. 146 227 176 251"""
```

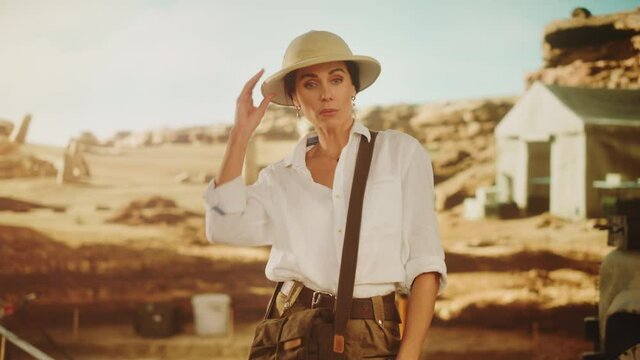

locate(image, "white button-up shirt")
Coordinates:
201 120 447 298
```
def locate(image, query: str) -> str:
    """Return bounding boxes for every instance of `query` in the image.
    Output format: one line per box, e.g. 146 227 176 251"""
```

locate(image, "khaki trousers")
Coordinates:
267 285 401 359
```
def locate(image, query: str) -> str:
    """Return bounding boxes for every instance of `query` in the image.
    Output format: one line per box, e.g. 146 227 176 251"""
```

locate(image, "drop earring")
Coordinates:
295 105 301 119
351 95 356 120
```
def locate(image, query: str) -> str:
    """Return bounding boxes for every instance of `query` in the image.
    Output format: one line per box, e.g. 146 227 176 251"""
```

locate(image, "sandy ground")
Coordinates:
0 142 609 359
2 323 593 360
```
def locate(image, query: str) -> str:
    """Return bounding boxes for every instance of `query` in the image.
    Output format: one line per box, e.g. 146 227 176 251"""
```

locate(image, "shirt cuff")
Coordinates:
405 256 448 296
201 176 247 214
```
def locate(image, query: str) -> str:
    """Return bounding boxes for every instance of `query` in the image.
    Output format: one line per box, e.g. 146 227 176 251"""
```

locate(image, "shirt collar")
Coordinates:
283 119 371 169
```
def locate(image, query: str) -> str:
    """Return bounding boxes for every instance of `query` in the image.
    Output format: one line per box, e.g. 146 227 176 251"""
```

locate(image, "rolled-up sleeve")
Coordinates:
401 141 447 296
201 169 274 246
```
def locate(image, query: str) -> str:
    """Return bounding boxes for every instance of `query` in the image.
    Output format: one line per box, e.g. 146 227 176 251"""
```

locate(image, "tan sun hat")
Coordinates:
261 30 381 107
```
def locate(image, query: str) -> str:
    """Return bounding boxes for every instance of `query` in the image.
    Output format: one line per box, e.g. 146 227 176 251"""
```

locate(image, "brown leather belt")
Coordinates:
293 285 400 322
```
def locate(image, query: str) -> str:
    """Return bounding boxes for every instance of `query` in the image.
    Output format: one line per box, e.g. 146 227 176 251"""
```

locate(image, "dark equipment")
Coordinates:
133 302 182 338
583 186 640 360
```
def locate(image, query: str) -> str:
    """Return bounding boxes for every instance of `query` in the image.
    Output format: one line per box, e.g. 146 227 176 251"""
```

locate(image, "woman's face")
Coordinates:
292 61 356 129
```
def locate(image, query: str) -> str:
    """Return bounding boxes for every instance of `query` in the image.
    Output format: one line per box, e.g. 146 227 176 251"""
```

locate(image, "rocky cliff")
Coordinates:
526 7 640 89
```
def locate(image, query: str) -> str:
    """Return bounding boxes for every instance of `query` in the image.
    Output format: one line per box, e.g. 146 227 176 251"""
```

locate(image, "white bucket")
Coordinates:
191 293 231 336
463 197 484 220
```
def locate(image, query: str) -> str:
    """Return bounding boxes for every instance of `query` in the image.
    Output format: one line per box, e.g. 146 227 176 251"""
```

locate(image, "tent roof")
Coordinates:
496 82 640 139
545 84 640 126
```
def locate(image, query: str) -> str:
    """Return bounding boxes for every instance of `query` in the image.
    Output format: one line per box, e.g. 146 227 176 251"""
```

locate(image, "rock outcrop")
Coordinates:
359 98 517 209
101 124 234 148
527 7 640 89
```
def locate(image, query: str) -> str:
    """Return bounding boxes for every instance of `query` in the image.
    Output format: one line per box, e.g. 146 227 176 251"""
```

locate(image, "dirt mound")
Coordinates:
445 249 600 274
436 269 597 332
0 148 58 179
106 196 201 225
0 225 64 275
0 196 66 212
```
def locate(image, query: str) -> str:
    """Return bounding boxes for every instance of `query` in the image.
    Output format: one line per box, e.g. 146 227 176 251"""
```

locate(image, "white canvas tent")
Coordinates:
495 82 640 220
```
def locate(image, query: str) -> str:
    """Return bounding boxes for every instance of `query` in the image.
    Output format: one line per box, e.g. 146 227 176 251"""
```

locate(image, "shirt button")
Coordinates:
337 229 343 233
334 194 340 199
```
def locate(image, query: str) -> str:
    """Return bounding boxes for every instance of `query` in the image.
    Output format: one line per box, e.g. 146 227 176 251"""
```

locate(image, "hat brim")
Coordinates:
260 55 381 107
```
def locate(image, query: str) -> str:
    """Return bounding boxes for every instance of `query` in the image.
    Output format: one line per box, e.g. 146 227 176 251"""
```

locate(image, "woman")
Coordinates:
202 30 447 359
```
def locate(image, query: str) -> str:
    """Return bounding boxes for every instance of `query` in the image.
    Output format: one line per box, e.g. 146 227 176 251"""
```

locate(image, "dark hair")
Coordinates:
284 61 360 104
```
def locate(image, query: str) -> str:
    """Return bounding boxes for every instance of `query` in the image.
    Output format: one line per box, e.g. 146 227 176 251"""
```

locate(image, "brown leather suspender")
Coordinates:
332 131 378 356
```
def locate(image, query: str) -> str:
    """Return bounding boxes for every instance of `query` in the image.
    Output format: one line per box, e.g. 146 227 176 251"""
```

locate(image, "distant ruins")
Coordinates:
0 114 57 179
57 138 91 185
100 124 234 148
0 114 94 184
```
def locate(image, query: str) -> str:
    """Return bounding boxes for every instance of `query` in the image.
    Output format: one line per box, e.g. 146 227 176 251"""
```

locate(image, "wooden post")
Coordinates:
57 139 91 184
227 304 234 338
1 335 6 360
56 154 74 184
72 307 80 341
0 325 53 360
11 114 31 144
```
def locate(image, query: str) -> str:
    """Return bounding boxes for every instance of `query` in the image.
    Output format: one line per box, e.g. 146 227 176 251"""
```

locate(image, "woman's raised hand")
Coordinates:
214 69 275 186
233 68 275 138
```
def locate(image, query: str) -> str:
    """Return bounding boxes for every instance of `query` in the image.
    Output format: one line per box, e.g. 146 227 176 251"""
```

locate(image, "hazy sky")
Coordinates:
1 0 637 146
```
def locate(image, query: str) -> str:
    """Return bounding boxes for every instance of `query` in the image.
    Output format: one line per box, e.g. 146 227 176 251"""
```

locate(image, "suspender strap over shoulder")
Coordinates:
333 131 378 355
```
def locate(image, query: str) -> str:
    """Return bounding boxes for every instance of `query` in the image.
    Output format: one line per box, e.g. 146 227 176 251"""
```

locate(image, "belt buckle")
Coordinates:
311 290 334 308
